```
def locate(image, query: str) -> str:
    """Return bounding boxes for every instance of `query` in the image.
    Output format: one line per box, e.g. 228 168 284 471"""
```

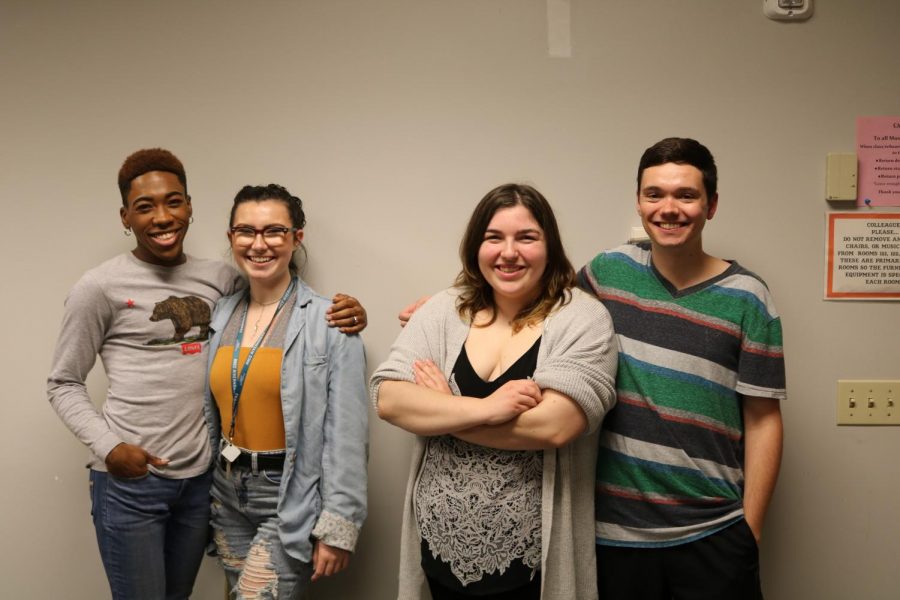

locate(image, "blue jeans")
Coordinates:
211 463 312 600
89 468 212 600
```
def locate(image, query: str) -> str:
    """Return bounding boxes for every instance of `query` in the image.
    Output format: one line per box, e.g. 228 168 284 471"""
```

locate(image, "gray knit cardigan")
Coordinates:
370 287 618 599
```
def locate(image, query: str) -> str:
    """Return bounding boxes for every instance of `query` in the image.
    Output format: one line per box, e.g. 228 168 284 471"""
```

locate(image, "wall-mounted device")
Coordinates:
826 153 858 202
628 226 650 243
763 0 813 21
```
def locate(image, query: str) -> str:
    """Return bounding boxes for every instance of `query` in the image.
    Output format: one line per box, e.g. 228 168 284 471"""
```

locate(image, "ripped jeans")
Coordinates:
211 462 312 600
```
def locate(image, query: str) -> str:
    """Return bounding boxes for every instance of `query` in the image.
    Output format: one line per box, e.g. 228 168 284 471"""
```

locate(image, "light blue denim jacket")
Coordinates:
204 277 368 562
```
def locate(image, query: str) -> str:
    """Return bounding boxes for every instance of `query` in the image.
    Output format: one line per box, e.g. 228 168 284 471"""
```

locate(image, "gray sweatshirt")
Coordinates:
47 253 240 478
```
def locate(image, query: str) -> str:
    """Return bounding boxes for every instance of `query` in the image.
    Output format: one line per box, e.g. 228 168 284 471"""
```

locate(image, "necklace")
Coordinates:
248 282 291 338
250 296 281 306
249 302 275 338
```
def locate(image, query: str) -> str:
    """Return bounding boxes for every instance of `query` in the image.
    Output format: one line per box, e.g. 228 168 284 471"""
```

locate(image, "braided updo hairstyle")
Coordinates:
230 184 307 275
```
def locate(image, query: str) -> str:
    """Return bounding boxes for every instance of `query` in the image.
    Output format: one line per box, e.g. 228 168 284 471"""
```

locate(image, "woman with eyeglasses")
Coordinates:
371 184 618 600
203 184 368 598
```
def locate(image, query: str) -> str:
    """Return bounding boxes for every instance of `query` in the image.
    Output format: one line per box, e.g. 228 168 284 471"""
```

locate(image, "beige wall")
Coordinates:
2 1 898 598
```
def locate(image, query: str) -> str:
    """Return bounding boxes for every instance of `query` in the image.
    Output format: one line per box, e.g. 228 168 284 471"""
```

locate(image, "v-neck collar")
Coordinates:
649 258 740 299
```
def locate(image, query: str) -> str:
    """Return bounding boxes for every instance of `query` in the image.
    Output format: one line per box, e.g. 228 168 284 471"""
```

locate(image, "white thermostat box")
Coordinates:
763 0 813 21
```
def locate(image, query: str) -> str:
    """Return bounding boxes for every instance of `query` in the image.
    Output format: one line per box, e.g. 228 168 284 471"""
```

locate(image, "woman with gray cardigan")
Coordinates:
371 183 617 600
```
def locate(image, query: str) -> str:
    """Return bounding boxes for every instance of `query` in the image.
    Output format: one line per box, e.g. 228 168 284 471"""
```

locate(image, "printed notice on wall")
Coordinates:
826 213 900 300
857 116 900 207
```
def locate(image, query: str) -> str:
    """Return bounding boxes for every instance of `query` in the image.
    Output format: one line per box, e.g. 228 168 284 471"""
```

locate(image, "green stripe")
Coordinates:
617 362 742 429
593 254 784 349
590 256 664 299
598 448 739 500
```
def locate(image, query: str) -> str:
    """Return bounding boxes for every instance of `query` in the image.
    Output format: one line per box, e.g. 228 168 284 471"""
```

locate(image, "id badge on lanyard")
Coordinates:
221 279 295 466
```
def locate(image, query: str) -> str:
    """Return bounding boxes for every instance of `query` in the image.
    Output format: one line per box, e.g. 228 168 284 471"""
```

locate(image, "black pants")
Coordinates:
426 573 541 600
596 519 762 600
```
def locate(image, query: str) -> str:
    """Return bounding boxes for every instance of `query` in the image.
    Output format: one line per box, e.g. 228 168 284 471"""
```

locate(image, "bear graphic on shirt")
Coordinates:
146 295 211 345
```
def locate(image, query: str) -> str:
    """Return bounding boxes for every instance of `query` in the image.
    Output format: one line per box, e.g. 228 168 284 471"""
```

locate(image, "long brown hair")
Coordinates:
454 183 574 332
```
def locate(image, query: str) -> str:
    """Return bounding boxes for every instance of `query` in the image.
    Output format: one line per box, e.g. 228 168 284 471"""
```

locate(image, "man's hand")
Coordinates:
326 293 367 334
104 442 168 478
311 540 350 582
398 295 431 327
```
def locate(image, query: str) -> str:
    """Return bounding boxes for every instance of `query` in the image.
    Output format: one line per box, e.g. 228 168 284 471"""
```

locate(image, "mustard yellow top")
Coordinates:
210 346 286 451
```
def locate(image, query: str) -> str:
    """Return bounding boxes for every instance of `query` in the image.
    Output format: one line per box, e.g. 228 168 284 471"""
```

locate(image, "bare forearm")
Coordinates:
742 397 783 541
376 381 492 436
454 417 560 451
454 391 587 451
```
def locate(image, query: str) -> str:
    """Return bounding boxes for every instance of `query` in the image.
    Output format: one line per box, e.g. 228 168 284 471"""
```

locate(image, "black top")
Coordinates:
421 336 542 595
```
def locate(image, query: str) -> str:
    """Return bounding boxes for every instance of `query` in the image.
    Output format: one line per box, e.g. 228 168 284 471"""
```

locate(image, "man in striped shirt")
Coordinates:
579 138 785 599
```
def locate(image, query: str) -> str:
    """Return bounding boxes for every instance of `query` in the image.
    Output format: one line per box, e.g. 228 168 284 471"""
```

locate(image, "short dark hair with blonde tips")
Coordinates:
454 183 575 332
117 148 187 206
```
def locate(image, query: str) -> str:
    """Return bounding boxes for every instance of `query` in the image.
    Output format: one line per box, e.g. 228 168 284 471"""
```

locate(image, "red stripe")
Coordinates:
598 485 728 506
740 342 783 359
618 394 741 441
601 292 740 338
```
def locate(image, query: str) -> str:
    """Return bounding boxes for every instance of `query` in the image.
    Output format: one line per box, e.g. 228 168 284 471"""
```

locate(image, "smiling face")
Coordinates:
477 204 548 308
637 162 718 252
228 200 303 286
120 170 192 266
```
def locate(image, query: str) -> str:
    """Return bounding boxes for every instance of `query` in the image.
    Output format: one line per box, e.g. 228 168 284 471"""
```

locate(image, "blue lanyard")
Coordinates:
228 279 295 441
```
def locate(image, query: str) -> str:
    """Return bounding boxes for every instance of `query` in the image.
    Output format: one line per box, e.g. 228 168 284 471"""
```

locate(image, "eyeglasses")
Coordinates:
229 225 297 247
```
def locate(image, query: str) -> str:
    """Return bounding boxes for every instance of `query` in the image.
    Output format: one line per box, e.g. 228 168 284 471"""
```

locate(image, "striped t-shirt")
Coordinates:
579 243 785 547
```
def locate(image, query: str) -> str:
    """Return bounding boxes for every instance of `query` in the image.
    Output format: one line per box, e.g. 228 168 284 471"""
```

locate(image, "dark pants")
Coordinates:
426 573 541 600
596 519 762 600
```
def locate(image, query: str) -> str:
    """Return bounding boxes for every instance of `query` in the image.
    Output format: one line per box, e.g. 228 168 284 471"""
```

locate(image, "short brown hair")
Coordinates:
455 183 574 332
118 148 187 205
637 137 717 197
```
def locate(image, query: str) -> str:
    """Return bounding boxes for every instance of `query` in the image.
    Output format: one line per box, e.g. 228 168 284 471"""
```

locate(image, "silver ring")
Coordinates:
353 315 359 325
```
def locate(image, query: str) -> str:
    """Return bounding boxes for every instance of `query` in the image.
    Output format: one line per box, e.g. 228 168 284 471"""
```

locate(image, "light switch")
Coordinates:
837 380 900 425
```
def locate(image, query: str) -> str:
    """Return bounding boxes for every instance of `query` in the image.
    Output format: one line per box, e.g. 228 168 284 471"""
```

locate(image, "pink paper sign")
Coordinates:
857 116 900 207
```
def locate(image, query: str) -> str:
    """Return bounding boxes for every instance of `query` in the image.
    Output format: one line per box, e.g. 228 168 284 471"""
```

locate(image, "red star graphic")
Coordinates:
126 299 135 308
